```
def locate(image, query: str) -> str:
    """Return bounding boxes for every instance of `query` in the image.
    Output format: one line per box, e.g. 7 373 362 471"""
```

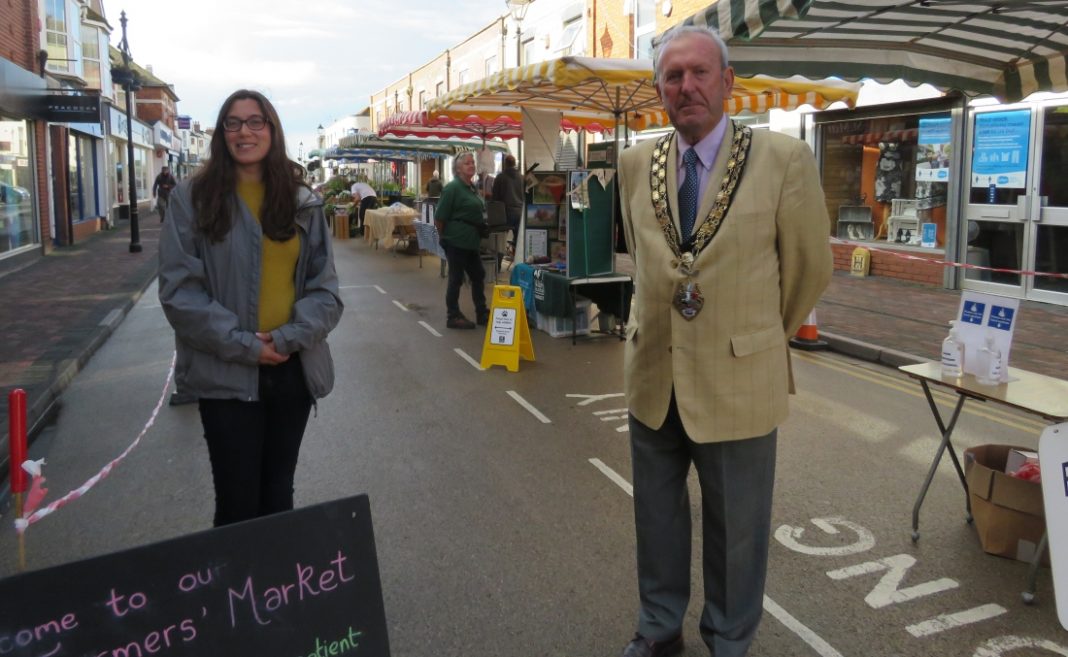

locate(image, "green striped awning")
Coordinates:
676 0 1068 102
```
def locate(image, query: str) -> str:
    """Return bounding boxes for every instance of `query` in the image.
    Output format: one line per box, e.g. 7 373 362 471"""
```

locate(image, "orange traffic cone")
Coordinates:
789 310 828 351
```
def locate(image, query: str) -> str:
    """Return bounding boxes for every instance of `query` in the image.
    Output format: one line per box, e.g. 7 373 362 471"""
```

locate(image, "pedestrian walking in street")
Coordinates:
615 26 832 657
158 89 343 527
152 166 177 222
435 151 489 329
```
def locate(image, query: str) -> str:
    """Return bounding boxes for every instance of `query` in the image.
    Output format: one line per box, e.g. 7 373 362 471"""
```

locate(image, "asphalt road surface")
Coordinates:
0 237 1064 656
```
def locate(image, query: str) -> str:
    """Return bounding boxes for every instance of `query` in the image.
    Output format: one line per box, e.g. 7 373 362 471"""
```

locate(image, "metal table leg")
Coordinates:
912 383 969 542
1022 531 1049 605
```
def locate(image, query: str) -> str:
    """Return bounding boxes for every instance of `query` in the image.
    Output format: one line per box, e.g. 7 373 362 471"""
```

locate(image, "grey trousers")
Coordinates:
629 399 777 657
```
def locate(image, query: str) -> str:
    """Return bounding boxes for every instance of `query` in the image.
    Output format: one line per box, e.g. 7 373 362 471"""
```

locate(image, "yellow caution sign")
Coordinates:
480 285 535 372
850 246 871 277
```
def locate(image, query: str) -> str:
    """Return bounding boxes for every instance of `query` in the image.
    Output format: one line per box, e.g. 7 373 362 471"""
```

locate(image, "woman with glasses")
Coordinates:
435 151 490 329
159 89 343 527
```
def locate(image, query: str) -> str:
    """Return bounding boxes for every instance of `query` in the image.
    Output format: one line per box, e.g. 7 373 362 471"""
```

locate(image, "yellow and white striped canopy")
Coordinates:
426 56 860 130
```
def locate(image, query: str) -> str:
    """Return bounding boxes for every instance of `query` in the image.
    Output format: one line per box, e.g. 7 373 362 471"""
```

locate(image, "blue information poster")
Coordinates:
971 110 1030 189
916 116 952 182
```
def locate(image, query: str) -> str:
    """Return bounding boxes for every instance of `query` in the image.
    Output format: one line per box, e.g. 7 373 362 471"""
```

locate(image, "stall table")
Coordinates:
413 221 447 277
900 362 1068 602
365 208 419 250
511 264 632 344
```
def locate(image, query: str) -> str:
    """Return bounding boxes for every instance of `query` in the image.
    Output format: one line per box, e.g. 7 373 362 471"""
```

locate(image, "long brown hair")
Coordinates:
191 89 307 242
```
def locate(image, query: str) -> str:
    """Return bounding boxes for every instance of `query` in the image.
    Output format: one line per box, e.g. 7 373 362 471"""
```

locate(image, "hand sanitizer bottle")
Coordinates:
975 334 1003 385
941 321 964 379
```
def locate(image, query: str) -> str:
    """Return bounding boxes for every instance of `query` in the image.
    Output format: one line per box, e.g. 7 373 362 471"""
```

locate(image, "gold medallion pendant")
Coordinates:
673 279 704 320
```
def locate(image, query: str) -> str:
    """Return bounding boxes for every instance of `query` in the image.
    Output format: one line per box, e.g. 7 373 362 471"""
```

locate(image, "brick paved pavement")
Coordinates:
0 216 162 477
1 232 1066 484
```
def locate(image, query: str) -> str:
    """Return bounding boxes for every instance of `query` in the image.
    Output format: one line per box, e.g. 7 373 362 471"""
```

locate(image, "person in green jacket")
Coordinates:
435 152 489 329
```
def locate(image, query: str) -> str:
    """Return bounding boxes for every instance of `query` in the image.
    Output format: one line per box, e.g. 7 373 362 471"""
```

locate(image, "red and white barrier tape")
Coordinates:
14 352 176 534
831 237 1068 279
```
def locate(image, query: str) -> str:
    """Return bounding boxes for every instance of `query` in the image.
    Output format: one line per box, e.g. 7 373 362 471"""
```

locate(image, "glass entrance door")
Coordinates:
1030 104 1068 303
962 101 1068 305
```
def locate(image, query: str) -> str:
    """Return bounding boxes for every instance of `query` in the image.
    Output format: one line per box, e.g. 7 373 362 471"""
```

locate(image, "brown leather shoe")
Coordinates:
621 633 683 657
446 315 476 330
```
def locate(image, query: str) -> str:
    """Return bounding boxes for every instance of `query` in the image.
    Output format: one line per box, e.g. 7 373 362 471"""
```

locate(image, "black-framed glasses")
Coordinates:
222 115 269 132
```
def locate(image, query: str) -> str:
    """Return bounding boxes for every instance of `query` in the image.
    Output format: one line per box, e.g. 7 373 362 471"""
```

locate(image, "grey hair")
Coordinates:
653 25 730 83
452 151 475 178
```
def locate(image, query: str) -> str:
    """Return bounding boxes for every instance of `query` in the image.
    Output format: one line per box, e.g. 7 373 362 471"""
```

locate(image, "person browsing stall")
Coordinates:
615 26 832 657
350 179 378 235
435 151 490 330
159 89 343 527
491 154 524 245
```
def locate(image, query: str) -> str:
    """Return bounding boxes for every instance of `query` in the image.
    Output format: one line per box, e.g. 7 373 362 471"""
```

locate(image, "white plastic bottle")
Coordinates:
940 321 964 379
975 334 1003 385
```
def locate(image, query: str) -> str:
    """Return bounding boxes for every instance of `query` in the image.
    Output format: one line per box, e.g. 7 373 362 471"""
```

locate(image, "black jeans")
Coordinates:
357 196 378 229
198 354 313 527
444 243 487 319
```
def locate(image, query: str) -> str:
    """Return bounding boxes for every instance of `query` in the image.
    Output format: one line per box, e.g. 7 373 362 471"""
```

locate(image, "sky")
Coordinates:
101 0 509 159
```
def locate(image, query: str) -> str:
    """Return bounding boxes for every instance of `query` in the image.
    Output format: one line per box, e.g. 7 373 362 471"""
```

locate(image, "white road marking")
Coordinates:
392 300 409 312
588 459 844 657
374 285 386 294
419 321 442 337
775 517 876 556
762 596 844 657
593 408 629 415
599 415 628 422
906 604 1007 638
507 390 551 423
567 393 625 406
589 458 632 496
453 348 483 371
827 554 958 609
615 425 630 433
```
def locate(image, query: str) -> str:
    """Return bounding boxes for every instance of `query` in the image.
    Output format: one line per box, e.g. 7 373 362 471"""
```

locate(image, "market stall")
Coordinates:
425 57 860 336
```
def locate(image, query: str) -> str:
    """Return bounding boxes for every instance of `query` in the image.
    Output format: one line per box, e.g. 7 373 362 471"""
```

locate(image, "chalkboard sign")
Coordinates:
0 495 390 657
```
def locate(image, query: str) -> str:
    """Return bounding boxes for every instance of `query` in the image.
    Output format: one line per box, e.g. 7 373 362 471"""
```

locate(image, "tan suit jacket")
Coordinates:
618 123 832 443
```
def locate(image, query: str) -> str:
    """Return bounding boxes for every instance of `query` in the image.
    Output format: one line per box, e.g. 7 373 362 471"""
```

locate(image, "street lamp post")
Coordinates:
115 11 141 253
317 124 325 182
505 0 531 168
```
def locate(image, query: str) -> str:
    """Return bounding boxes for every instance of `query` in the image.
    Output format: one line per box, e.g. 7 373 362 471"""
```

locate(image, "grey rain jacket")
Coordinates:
158 179 343 401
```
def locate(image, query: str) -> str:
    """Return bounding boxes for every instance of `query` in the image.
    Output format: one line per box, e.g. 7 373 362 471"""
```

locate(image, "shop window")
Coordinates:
819 113 950 248
0 119 37 254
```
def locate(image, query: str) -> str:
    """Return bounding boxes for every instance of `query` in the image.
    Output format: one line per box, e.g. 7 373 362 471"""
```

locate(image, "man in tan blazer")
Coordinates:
617 25 832 657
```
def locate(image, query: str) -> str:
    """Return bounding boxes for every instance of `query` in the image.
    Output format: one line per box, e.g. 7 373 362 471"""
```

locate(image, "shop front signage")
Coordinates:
156 125 173 149
40 94 102 123
177 115 191 130
971 109 1030 190
108 106 153 148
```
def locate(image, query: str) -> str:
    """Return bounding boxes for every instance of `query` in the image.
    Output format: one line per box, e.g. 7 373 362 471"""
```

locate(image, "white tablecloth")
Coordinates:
365 208 418 249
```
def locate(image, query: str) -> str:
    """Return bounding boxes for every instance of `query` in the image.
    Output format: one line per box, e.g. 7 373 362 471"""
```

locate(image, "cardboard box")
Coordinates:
1005 448 1038 475
964 444 1048 565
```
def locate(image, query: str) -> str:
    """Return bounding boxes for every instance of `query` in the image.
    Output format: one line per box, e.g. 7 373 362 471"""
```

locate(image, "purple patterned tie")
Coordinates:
679 147 699 242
